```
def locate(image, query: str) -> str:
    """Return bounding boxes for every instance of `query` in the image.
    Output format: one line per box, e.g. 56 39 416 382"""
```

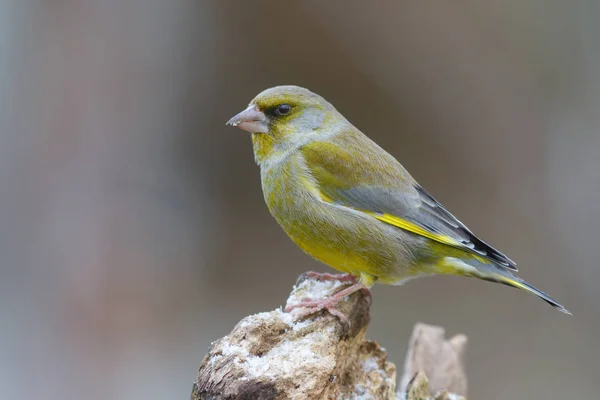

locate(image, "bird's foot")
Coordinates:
296 271 359 285
286 298 350 327
285 282 369 329
297 271 372 300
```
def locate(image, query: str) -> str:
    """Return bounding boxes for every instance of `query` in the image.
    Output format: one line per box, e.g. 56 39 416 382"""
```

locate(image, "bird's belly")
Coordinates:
289 229 372 276
266 190 417 283
285 208 425 285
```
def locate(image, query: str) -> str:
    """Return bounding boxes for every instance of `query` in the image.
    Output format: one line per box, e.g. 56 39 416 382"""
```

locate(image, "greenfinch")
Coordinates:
226 85 570 322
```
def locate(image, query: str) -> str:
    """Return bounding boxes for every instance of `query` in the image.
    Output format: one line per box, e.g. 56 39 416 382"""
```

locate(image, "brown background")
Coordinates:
1 1 599 399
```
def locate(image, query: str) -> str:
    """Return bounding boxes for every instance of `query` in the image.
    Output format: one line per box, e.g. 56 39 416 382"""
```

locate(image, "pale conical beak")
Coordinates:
226 104 269 133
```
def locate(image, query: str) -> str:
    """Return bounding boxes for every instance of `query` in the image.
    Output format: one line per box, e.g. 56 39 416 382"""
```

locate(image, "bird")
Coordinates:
226 85 570 324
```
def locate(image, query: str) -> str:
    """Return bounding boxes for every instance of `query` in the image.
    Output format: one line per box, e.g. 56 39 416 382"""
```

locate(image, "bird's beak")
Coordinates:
226 104 269 133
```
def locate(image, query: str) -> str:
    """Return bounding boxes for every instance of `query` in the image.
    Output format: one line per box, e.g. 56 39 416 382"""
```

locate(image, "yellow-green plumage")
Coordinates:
230 85 569 314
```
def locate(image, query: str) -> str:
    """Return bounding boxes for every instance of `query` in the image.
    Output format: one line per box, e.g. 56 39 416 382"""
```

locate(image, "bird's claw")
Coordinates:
285 298 350 330
287 278 369 331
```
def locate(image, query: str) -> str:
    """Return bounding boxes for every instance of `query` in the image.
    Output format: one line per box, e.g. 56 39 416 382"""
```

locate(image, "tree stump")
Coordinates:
192 276 467 399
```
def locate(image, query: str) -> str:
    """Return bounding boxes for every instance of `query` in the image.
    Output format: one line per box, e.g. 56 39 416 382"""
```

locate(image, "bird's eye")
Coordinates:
275 104 291 116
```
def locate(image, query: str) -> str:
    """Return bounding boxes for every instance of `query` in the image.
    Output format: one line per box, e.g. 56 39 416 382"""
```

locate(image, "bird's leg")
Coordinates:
285 282 368 328
296 271 372 300
297 271 359 284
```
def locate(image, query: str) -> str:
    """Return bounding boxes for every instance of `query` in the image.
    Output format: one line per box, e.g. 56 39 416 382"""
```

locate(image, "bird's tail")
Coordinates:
481 274 571 315
442 257 571 315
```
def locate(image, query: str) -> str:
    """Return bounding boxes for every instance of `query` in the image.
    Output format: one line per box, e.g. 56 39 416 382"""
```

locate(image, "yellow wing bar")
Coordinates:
370 212 461 247
316 187 462 249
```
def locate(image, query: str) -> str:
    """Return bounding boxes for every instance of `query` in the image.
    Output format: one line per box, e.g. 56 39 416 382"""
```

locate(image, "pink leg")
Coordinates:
297 271 372 299
285 283 368 328
297 271 359 284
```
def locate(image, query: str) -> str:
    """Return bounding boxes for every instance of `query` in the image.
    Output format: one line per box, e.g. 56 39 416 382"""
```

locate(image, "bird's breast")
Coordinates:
260 153 320 228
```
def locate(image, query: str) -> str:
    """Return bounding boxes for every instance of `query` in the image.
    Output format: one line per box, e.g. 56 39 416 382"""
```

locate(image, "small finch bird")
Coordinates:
226 85 570 323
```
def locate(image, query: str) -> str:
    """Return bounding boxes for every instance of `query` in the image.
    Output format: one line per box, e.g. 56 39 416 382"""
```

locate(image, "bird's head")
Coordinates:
226 86 344 164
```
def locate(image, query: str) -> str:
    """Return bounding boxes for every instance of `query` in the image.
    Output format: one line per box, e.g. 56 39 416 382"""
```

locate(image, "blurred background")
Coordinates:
1 1 599 399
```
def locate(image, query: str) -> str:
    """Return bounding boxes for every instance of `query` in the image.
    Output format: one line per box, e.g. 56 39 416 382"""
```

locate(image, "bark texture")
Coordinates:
399 323 468 397
192 276 467 400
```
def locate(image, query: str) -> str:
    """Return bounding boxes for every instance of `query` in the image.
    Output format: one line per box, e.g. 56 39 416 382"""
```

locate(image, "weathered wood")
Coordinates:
192 276 466 400
400 323 468 397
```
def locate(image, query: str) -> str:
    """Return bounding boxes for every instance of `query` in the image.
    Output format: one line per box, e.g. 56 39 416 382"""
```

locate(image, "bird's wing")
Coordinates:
301 138 517 271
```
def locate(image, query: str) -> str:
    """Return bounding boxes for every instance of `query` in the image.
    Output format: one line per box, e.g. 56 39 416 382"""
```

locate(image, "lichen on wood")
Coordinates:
192 275 467 400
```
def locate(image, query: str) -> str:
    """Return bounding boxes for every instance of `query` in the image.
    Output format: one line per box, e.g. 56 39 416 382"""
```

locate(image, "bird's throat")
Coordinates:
252 133 275 164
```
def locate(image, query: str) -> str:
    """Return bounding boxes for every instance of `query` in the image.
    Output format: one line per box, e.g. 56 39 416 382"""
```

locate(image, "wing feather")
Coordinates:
301 139 518 271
